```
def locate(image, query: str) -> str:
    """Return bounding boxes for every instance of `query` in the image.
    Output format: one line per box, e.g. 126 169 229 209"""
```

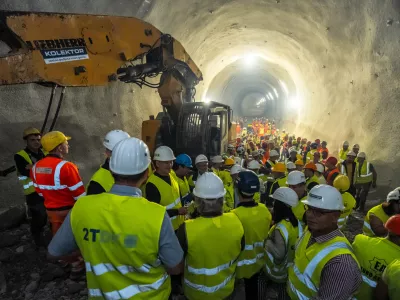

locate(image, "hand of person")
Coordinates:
25 164 33 170
178 207 188 215
372 182 377 188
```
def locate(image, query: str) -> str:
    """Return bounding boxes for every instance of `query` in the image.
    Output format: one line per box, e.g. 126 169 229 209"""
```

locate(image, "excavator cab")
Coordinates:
175 102 232 159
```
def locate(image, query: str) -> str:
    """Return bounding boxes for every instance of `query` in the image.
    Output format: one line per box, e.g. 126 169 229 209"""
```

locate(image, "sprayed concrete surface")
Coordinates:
1 1 400 207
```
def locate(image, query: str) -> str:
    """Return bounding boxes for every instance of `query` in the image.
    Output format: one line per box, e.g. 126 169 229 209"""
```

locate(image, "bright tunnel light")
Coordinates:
288 96 302 110
268 92 274 100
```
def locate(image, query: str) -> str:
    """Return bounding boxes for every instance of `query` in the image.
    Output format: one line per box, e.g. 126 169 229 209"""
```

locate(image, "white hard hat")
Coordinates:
289 147 297 154
211 155 224 163
193 172 226 199
248 160 260 170
357 152 366 159
228 144 235 150
286 162 296 170
347 151 357 157
286 170 306 185
353 144 360 149
387 190 400 202
230 164 242 175
251 150 259 157
343 141 349 146
270 187 299 207
270 150 279 157
103 130 130 151
110 138 150 175
195 154 208 164
237 146 245 154
302 185 344 211
316 163 325 173
154 146 176 161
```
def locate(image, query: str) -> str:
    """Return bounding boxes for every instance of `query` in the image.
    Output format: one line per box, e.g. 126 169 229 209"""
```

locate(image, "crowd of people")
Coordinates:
12 120 400 299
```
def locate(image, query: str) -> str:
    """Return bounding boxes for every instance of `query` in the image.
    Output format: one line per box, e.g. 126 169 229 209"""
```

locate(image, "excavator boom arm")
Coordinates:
0 11 202 107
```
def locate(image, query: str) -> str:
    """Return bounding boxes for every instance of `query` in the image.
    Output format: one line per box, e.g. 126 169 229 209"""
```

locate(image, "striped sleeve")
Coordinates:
62 162 86 200
318 254 362 300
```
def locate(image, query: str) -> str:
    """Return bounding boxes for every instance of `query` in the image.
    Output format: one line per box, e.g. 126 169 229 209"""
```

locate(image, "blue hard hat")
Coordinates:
236 171 260 196
175 154 193 168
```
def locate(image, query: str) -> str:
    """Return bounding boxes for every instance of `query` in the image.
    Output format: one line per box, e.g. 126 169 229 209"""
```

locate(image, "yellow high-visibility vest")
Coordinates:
355 161 373 184
338 192 356 230
184 213 244 300
363 204 389 236
70 192 171 300
88 166 114 193
287 230 359 299
15 150 39 195
232 204 271 279
265 220 303 283
352 234 400 300
382 259 400 300
146 173 184 230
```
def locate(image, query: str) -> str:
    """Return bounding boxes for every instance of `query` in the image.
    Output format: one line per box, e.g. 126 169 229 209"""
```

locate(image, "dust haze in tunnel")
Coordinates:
1 0 400 207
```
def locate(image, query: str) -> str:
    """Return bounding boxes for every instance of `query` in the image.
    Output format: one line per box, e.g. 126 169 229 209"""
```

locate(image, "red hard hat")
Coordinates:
385 215 400 236
326 156 338 166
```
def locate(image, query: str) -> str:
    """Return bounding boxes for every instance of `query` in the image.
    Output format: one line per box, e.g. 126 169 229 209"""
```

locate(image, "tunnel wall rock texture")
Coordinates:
1 0 400 206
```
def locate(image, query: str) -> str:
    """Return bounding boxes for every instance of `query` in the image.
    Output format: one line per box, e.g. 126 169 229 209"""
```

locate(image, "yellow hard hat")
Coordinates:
295 159 304 166
41 131 71 152
272 162 287 173
23 127 41 139
296 154 302 160
333 175 350 192
224 158 235 166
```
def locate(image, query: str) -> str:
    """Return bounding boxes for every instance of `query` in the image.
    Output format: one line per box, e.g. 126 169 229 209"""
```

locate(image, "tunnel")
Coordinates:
1 0 400 208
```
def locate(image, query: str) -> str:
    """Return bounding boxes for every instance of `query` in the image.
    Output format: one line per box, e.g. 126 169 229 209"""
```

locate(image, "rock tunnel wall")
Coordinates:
1 0 400 207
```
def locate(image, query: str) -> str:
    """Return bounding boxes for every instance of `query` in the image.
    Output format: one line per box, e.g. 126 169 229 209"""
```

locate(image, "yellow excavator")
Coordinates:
0 11 232 163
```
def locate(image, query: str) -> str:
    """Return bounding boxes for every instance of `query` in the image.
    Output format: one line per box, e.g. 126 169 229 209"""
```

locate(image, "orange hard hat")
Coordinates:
385 215 400 236
271 162 287 173
304 162 317 171
295 159 304 166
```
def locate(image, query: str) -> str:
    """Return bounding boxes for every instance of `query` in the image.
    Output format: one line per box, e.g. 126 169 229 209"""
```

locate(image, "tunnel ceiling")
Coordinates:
1 0 400 204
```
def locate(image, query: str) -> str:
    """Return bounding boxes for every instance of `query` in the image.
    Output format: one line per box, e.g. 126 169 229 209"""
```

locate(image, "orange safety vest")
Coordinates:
31 156 86 209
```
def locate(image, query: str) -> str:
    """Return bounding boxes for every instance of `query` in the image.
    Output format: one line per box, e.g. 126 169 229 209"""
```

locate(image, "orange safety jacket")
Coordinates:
31 155 86 210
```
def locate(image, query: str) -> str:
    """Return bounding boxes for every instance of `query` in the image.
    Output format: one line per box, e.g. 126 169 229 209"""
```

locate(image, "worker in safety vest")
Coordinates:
220 157 234 186
14 127 47 247
324 156 340 186
210 155 224 177
312 151 321 164
304 162 320 192
286 171 308 225
286 162 297 174
333 175 356 230
339 151 358 196
269 162 288 197
287 185 362 299
353 144 360 157
315 163 326 184
353 215 400 300
355 152 377 212
294 159 304 172
224 164 241 211
305 142 318 163
31 131 85 278
287 147 298 163
87 130 130 195
265 149 279 173
232 171 271 300
339 141 350 162
188 154 210 188
172 154 193 206
375 258 400 299
31 131 85 235
265 187 302 298
318 140 329 156
247 160 266 203
363 190 400 237
47 137 184 299
145 146 186 231
176 172 244 300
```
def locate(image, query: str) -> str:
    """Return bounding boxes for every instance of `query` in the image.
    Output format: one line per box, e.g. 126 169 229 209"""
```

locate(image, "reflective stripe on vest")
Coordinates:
363 205 389 236
88 273 169 299
291 242 353 292
338 217 348 229
359 162 371 177
362 274 377 287
15 150 36 195
237 253 265 267
85 260 161 275
184 273 234 294
187 259 236 276
356 162 373 184
165 196 181 210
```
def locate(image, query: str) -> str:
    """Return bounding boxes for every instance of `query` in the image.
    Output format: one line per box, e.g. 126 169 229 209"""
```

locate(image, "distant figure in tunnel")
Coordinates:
14 127 47 247
339 151 357 196
355 152 377 212
339 141 350 162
